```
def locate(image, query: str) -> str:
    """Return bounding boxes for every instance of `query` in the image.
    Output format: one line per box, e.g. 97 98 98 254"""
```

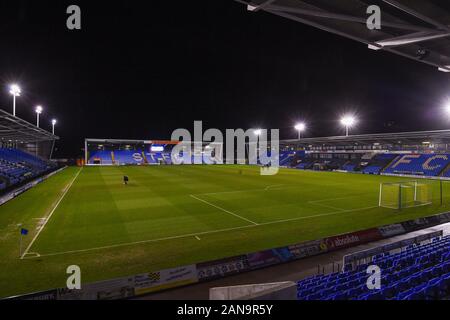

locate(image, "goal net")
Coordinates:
379 180 432 209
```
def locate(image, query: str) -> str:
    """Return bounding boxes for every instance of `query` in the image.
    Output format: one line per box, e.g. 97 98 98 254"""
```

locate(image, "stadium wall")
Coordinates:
0 166 67 206
7 211 450 300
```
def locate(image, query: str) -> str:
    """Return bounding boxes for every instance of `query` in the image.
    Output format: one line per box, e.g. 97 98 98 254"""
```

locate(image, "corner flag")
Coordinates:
19 228 29 258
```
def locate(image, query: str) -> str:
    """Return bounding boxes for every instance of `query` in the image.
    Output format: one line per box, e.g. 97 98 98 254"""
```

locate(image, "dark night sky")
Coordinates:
1 0 450 157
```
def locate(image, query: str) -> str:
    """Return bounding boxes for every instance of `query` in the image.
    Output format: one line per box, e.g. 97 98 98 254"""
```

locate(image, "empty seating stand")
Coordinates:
113 150 145 165
383 154 450 177
443 170 450 178
297 236 450 300
361 154 397 174
88 150 113 164
279 151 295 166
342 163 357 172
0 148 56 191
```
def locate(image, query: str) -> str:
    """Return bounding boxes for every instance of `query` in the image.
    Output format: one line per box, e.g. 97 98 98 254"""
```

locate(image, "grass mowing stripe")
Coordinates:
20 167 83 259
25 204 377 259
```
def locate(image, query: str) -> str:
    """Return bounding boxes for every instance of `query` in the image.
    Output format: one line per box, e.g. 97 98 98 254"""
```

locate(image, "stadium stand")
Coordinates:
291 152 450 178
145 152 160 164
113 150 145 165
88 150 113 165
0 148 56 191
326 158 348 171
442 168 450 178
383 154 450 177
296 159 315 170
279 151 296 167
297 235 450 300
362 153 398 175
342 163 357 172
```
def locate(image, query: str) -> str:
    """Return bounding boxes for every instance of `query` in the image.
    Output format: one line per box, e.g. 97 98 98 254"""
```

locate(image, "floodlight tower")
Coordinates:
340 115 356 136
35 106 43 128
294 122 306 139
254 129 262 136
51 119 57 135
9 84 21 116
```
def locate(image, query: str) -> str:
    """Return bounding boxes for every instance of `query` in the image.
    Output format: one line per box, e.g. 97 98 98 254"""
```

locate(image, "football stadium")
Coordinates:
1 0 450 304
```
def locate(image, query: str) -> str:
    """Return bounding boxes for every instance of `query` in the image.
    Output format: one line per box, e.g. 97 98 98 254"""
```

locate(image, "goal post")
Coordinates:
379 180 432 210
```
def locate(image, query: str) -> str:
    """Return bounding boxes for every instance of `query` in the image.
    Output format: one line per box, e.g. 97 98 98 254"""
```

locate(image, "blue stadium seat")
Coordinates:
297 236 450 300
384 154 450 176
88 150 113 164
0 148 56 191
113 150 145 165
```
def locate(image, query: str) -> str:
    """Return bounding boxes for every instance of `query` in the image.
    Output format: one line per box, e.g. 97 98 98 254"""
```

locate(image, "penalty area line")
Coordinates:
190 194 258 226
308 201 346 211
26 205 377 260
20 167 83 259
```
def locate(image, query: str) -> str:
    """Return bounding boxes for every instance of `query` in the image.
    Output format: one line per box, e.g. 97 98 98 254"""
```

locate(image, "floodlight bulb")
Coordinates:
445 102 450 116
295 123 306 131
9 84 21 96
35 106 43 114
254 129 262 136
340 115 356 127
52 119 57 125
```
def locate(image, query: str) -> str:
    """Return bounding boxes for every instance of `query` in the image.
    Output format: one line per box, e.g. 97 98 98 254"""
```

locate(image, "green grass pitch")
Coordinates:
1 165 450 298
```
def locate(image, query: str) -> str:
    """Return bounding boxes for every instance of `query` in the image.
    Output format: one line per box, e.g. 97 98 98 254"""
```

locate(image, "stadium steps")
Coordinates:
381 155 401 174
440 163 450 177
141 151 148 164
280 154 294 166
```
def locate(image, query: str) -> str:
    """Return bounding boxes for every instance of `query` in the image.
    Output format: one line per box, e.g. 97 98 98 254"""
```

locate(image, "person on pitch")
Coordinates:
123 175 129 185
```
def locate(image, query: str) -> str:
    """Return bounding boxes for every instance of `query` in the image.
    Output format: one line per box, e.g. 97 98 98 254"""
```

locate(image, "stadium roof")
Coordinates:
237 0 450 72
281 129 450 146
85 138 180 145
0 109 59 143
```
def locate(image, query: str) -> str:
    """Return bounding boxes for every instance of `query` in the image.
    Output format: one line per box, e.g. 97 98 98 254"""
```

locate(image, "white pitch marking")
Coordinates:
308 194 366 204
257 205 378 225
25 205 377 259
190 194 258 225
198 189 262 196
264 184 284 191
308 201 345 211
21 167 83 259
196 185 295 196
195 236 201 241
26 252 41 258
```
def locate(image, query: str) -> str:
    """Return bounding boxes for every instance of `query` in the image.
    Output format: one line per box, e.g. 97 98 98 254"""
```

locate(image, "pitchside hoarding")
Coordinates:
134 265 198 295
197 255 250 281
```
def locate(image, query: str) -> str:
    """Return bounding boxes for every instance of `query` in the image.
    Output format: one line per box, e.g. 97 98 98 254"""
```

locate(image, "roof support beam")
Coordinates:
238 0 450 73
374 31 450 48
264 7 450 73
247 0 277 12
382 0 450 31
267 4 436 33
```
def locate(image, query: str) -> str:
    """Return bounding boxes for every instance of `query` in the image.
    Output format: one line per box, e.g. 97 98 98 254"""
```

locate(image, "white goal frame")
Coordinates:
379 180 432 210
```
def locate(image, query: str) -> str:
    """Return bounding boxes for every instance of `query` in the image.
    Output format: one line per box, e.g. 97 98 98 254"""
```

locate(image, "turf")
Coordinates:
1 165 450 298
